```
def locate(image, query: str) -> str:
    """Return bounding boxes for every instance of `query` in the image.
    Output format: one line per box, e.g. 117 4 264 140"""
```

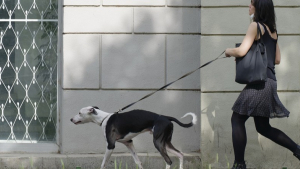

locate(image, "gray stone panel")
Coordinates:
64 7 133 33
167 0 201 7
201 7 252 35
64 0 101 6
273 0 300 6
134 8 201 33
102 35 165 89
63 34 100 89
276 36 300 90
201 0 248 7
166 35 200 89
61 90 200 154
200 36 245 92
276 8 300 34
103 0 165 6
201 8 300 35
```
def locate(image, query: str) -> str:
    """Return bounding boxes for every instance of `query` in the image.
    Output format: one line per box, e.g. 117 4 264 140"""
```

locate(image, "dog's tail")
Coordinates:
164 112 197 128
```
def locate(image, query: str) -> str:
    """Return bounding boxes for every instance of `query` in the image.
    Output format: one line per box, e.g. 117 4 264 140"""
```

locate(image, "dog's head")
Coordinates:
70 106 99 125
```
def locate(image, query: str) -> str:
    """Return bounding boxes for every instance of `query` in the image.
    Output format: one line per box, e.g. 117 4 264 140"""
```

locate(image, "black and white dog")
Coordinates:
70 106 197 169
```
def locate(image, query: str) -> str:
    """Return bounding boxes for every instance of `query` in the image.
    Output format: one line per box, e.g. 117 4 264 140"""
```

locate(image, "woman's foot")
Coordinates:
293 145 300 161
231 161 246 169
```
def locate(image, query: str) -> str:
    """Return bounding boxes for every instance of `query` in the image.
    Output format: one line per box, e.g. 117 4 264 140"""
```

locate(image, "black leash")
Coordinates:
115 50 226 113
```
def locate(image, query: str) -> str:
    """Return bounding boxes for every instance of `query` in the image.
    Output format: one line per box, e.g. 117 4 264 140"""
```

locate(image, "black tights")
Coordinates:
231 112 298 163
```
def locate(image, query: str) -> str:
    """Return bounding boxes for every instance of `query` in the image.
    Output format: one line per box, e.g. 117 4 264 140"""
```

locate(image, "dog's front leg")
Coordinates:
101 119 118 168
101 148 114 169
123 140 143 169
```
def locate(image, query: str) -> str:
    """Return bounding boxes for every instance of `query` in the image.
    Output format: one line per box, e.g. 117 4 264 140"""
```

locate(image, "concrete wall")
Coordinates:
200 1 300 168
61 0 201 155
61 0 300 168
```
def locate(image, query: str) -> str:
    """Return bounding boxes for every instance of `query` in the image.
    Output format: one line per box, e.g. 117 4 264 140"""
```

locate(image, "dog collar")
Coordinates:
99 115 110 126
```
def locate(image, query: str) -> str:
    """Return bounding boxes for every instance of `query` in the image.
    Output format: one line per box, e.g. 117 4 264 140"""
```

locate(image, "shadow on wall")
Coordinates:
63 34 100 88
277 40 299 90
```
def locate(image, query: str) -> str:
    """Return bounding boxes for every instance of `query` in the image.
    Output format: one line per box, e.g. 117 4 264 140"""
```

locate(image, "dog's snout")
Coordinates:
70 118 73 122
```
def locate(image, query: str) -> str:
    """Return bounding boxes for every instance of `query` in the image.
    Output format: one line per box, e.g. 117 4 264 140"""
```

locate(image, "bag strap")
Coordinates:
256 22 264 44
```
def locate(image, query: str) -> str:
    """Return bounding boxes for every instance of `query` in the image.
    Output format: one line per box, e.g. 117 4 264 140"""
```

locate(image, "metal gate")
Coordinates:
0 0 58 143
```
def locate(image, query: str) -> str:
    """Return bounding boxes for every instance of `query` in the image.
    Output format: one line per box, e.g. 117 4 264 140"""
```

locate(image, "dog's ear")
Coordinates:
92 106 99 109
89 107 98 115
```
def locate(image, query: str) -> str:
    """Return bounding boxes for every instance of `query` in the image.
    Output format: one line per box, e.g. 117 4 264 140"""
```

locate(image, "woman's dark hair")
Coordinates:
253 0 277 33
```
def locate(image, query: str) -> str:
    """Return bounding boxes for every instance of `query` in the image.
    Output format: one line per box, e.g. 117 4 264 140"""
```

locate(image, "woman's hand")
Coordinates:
225 49 231 57
226 48 237 61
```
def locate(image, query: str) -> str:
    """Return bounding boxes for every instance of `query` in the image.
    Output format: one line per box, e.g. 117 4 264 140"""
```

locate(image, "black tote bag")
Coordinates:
235 22 268 84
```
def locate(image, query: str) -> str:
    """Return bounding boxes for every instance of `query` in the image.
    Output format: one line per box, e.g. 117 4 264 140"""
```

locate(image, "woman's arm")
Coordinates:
225 22 258 57
275 42 281 64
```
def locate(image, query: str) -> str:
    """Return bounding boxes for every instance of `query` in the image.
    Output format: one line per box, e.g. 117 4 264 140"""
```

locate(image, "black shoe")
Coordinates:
231 161 246 169
293 145 300 161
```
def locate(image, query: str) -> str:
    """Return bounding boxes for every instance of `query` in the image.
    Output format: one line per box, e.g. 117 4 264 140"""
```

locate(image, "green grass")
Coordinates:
60 159 65 169
114 158 135 169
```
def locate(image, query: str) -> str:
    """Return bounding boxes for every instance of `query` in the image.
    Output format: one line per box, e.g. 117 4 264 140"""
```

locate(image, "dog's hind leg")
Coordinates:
153 138 172 169
153 119 174 168
166 143 184 169
123 140 143 169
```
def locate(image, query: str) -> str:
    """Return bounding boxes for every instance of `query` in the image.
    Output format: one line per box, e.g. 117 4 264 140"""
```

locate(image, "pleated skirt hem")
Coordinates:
232 78 290 119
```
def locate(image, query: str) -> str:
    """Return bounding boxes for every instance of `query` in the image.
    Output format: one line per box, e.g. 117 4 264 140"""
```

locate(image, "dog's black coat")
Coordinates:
105 109 193 152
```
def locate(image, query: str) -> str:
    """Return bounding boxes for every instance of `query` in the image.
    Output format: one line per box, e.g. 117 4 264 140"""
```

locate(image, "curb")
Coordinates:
0 153 201 169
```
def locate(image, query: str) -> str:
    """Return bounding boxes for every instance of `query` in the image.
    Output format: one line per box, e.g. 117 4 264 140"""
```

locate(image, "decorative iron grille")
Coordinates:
0 0 58 143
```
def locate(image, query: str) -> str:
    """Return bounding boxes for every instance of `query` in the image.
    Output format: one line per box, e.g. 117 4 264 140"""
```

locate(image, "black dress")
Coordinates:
232 23 290 118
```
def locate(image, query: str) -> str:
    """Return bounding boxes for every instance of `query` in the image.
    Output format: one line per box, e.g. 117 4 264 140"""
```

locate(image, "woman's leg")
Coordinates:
253 116 298 152
231 112 250 163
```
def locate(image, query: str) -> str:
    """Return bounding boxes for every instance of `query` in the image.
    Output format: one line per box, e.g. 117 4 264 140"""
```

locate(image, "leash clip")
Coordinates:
115 109 122 114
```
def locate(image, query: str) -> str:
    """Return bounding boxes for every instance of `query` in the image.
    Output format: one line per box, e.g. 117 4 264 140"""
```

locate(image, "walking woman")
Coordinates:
225 0 300 168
